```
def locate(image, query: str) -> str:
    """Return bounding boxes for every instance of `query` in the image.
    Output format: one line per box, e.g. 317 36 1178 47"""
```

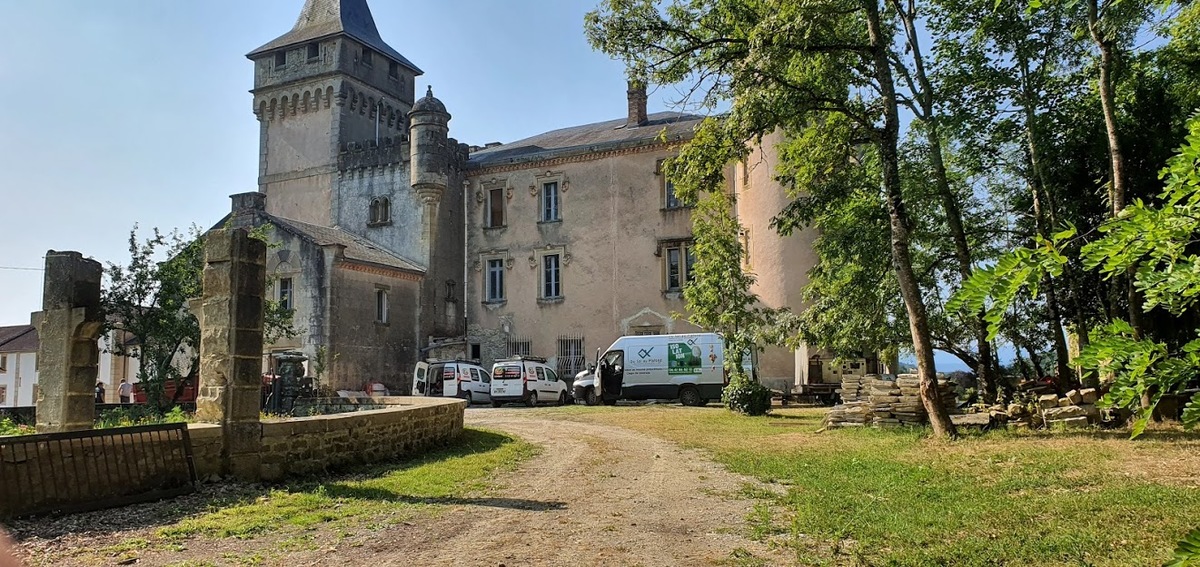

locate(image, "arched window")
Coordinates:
369 197 391 225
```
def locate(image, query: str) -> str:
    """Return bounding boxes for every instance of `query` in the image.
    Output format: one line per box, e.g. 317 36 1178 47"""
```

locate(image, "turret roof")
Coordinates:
247 0 422 75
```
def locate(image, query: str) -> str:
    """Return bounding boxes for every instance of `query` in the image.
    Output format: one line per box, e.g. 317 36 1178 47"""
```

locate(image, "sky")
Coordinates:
0 0 974 372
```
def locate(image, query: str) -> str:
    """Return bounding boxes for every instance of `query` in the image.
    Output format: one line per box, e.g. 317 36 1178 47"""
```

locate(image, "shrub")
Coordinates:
722 372 771 416
0 417 34 437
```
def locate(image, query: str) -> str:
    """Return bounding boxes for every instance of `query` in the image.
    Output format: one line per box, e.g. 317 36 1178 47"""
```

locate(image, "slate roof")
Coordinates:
269 215 425 273
0 325 37 354
247 0 422 75
468 111 706 169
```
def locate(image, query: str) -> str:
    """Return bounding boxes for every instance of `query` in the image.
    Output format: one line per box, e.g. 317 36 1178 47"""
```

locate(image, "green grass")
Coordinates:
541 405 1200 566
159 427 536 541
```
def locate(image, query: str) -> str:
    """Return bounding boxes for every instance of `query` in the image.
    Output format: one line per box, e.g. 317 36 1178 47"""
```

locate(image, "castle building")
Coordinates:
236 0 849 394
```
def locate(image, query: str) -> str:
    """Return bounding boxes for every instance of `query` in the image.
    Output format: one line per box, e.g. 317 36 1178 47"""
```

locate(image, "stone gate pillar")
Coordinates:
195 228 266 480
35 251 104 433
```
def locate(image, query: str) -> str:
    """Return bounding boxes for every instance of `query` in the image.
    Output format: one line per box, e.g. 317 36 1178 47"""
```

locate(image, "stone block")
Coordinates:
1038 394 1058 409
1047 416 1089 429
1058 397 1073 407
1080 388 1098 404
1065 390 1082 404
1043 405 1087 420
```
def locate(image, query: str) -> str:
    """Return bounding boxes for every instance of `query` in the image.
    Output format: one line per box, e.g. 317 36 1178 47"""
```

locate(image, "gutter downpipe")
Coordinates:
463 178 470 346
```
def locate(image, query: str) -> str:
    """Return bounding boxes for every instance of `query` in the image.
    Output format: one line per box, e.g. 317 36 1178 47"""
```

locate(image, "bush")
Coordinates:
96 405 191 429
722 372 772 416
0 417 34 437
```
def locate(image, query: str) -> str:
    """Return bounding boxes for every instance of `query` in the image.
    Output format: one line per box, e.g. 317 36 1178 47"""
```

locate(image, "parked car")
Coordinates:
413 360 492 405
490 356 569 407
572 366 598 405
593 333 754 406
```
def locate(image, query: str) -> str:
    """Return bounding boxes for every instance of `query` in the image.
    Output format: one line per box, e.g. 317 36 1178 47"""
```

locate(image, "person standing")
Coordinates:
94 381 105 404
118 379 133 404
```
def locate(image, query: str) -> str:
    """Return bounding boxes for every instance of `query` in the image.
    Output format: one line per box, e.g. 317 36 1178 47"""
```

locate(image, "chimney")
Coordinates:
627 80 648 127
229 192 266 228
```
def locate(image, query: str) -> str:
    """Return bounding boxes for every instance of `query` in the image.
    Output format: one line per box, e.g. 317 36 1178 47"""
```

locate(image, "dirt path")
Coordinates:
373 408 787 567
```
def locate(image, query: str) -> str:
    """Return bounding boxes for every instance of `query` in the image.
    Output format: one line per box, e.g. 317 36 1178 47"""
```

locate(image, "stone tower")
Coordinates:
408 86 450 259
247 0 422 225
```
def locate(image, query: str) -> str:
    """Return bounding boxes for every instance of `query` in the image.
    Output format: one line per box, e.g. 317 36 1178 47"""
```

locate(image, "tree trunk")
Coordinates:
1014 349 1033 383
865 0 955 438
1018 53 1073 386
1021 341 1046 380
1086 0 1144 337
894 0 997 404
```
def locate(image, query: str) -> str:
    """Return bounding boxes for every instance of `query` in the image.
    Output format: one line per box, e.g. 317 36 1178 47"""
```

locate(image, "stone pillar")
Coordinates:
195 229 266 480
35 251 103 433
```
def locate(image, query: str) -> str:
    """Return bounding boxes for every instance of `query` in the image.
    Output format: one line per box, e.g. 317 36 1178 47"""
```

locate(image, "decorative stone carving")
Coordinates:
473 260 482 272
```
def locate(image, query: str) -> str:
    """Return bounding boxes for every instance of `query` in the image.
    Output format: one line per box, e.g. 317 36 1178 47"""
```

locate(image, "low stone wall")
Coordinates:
187 397 465 482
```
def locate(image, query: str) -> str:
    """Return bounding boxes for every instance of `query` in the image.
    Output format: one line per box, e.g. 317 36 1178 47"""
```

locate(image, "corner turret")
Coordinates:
409 86 451 205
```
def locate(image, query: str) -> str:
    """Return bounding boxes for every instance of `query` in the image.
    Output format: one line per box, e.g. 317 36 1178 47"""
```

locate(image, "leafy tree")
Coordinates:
587 0 958 436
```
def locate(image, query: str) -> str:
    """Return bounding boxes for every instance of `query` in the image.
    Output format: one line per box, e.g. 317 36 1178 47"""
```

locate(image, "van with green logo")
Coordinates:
592 333 753 406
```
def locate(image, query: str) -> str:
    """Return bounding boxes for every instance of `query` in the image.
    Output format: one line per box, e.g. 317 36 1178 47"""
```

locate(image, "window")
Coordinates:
278 277 293 311
480 369 491 383
274 51 287 67
486 259 505 302
557 337 584 378
542 254 562 298
507 340 531 357
540 181 560 222
306 42 320 61
633 327 661 336
370 197 391 225
375 289 389 323
388 61 399 79
361 47 373 67
664 178 681 209
664 243 694 291
487 188 505 227
660 159 683 209
535 367 546 381
470 343 481 360
0 386 6 405
0 354 6 372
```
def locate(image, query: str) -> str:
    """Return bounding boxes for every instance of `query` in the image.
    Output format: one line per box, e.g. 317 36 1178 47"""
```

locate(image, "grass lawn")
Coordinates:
540 405 1200 566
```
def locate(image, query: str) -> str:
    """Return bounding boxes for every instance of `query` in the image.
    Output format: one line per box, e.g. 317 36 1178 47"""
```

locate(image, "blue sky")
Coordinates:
0 0 974 371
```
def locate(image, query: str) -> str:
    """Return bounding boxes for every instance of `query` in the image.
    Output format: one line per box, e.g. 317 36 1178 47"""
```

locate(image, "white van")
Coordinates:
412 360 492 405
593 333 752 406
490 356 569 407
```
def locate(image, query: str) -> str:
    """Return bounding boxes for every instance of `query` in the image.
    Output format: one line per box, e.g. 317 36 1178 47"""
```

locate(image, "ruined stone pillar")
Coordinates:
35 251 103 433
195 229 266 480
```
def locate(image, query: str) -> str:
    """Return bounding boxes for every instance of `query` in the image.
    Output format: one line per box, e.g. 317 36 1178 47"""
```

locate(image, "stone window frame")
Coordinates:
477 178 511 230
388 61 400 81
532 170 567 224
0 354 6 372
0 384 6 405
657 238 696 293
360 47 374 68
476 249 513 304
306 42 320 62
369 196 392 227
531 245 569 303
375 285 390 325
656 159 687 211
274 51 287 68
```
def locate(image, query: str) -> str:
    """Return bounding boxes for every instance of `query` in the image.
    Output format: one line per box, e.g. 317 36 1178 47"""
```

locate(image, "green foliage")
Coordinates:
1167 528 1200 567
947 228 1074 340
96 405 191 429
722 372 772 416
0 417 34 437
102 226 205 408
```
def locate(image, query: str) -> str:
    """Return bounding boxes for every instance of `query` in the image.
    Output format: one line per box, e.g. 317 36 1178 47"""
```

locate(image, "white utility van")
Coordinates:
593 333 753 406
412 360 492 405
490 356 569 407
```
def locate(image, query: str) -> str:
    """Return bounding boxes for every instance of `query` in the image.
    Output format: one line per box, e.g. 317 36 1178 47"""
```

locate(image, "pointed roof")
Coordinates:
247 0 422 75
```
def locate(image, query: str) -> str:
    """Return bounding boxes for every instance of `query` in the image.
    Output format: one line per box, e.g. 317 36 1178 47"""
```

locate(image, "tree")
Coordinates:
101 227 203 408
587 0 957 436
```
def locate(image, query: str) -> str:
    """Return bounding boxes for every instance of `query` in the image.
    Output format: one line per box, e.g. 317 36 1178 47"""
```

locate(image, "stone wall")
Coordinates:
257 396 464 481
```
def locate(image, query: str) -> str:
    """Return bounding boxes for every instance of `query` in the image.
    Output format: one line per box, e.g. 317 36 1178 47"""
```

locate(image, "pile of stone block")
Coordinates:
1037 388 1101 428
826 374 958 429
838 375 867 403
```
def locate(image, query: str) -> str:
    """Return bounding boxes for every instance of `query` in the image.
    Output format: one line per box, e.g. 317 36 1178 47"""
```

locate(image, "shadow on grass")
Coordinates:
5 428 526 540
321 484 565 511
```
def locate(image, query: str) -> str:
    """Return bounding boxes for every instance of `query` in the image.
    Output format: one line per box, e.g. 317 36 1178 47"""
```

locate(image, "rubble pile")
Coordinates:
949 388 1104 430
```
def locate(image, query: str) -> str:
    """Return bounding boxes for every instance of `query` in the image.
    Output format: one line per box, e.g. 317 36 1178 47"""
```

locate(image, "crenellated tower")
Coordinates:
247 0 422 225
